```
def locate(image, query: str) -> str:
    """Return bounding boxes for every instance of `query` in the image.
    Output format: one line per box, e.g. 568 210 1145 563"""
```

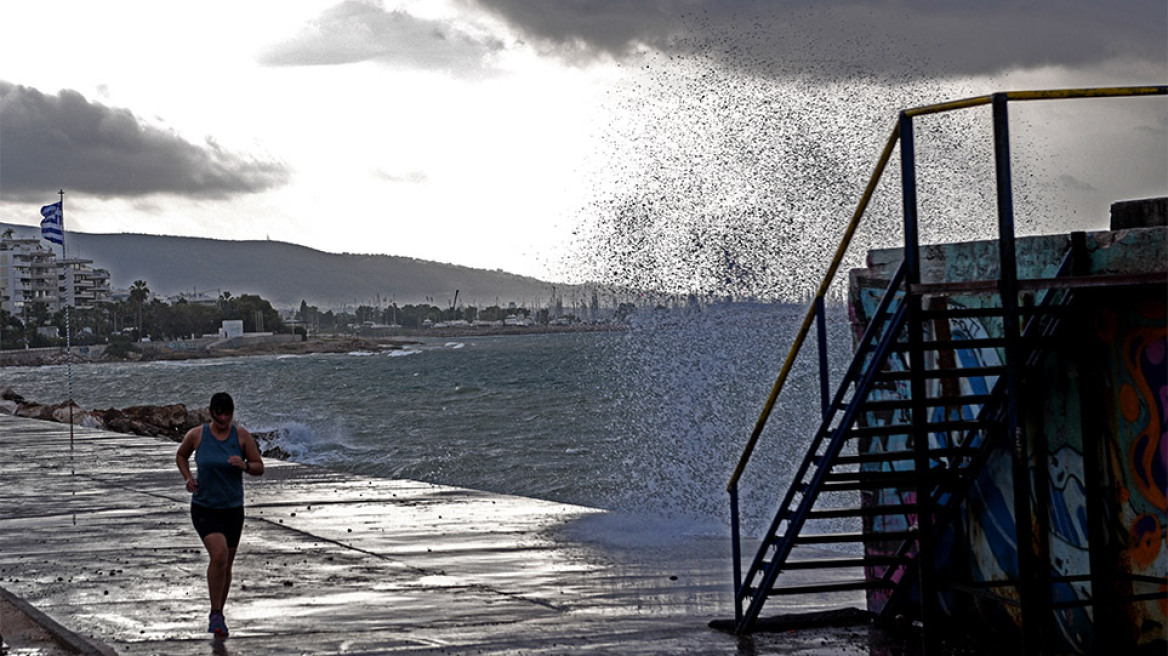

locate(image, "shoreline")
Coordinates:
0 323 623 368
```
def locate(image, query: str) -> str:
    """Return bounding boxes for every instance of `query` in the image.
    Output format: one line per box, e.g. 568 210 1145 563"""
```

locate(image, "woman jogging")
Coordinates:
176 392 264 639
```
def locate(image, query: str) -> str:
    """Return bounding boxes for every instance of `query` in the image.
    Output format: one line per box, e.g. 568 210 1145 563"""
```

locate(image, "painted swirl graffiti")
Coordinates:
852 283 1166 653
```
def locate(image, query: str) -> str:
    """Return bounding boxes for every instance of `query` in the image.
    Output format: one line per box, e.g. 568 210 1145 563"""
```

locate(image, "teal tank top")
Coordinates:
192 423 244 509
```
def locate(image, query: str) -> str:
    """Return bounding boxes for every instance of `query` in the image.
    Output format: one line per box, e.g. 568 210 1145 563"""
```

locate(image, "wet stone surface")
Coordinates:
0 416 903 655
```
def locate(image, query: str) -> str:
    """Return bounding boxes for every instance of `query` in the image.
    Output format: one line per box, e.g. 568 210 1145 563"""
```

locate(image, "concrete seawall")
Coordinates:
0 415 890 655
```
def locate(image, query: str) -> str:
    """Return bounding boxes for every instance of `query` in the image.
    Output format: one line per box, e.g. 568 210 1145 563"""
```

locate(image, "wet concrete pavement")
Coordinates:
0 416 892 655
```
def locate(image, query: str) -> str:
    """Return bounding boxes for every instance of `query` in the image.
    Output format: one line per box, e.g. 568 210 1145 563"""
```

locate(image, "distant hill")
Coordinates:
0 224 567 310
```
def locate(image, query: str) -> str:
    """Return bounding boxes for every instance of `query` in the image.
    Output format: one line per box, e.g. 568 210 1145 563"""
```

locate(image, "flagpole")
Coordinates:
57 189 75 475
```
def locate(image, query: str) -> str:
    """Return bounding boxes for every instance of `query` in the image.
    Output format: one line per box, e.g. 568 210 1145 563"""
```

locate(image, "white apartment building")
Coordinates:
61 257 112 309
0 237 58 314
0 235 112 314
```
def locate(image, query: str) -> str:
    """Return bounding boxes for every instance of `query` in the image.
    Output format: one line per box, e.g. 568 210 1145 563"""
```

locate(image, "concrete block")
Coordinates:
1111 196 1167 229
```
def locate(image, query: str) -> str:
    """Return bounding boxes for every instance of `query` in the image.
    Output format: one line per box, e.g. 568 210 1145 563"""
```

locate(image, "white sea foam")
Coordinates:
253 421 375 465
154 358 235 369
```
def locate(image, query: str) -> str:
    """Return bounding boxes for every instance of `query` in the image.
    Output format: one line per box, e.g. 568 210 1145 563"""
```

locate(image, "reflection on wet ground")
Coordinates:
0 416 935 655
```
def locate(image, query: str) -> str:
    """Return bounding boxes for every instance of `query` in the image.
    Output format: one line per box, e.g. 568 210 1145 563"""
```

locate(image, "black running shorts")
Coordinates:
190 503 245 548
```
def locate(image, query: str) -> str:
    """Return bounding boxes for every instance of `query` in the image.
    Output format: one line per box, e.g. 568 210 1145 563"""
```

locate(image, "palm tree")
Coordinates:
129 280 149 332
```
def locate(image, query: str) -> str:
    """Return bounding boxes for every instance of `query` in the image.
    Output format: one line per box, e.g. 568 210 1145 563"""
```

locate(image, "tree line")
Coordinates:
0 280 285 349
295 301 538 332
0 281 634 350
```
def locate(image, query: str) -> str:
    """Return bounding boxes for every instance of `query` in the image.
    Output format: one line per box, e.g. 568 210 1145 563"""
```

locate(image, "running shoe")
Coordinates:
208 611 229 638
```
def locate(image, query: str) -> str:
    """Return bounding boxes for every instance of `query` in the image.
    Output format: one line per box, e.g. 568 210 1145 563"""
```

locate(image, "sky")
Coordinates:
0 1 1164 296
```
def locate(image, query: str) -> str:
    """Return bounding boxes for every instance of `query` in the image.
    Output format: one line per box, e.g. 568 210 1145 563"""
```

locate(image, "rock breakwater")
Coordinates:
0 387 289 458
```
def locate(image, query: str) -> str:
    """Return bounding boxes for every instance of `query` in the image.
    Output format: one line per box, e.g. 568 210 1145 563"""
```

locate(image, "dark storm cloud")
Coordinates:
470 0 1167 77
0 82 289 201
259 0 504 72
465 0 683 58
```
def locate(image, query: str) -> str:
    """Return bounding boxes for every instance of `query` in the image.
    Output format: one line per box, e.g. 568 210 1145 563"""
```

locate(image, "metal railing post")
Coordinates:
899 111 920 285
900 109 939 646
993 92 1043 653
815 296 830 418
730 482 743 623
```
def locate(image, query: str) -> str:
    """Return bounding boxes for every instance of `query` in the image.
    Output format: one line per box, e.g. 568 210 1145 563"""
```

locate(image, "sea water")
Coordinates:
0 302 852 539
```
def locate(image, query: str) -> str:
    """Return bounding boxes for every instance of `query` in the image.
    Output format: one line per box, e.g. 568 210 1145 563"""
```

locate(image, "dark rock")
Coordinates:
98 408 152 436
251 429 291 459
261 445 291 460
14 403 54 420
86 404 211 439
0 386 26 403
121 404 190 436
185 407 211 430
5 388 287 461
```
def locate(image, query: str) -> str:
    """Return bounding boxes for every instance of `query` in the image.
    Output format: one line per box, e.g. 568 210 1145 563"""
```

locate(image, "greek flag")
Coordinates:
40 201 64 245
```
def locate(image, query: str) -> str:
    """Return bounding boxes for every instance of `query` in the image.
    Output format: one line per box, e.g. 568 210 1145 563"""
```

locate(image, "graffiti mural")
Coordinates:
849 271 1167 653
1096 297 1167 628
853 288 1007 619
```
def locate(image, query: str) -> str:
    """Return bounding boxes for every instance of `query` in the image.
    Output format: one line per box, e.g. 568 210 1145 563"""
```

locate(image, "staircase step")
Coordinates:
817 473 970 492
806 504 921 519
754 578 897 596
917 305 1068 321
890 337 1008 352
919 306 1006 320
790 530 917 544
779 554 908 570
845 419 1001 438
855 393 998 412
875 365 1007 382
823 468 953 482
824 447 977 466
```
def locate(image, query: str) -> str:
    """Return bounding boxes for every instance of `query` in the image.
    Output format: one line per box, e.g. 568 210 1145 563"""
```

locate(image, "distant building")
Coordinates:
0 236 58 314
60 257 112 310
220 320 244 338
168 291 219 306
0 234 111 314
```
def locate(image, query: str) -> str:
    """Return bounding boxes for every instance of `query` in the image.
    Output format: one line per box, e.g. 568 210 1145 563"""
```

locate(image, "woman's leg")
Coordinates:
218 546 238 610
203 533 230 612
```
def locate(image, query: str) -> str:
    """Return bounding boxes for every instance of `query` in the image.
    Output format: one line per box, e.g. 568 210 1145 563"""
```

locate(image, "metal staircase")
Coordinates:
723 85 1167 646
734 252 1077 630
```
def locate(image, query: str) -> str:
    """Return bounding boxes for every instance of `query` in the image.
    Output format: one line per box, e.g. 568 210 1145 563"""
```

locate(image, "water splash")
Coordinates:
554 31 1064 304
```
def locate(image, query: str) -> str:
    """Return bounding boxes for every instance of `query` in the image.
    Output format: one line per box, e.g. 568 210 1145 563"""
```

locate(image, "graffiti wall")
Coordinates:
1091 290 1167 643
848 227 1167 654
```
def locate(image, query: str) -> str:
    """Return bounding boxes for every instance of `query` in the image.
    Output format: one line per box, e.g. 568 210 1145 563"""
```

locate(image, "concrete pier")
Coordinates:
0 416 884 655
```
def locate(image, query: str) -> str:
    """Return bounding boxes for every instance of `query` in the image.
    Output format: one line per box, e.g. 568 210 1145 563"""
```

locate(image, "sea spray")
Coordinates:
594 301 854 536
